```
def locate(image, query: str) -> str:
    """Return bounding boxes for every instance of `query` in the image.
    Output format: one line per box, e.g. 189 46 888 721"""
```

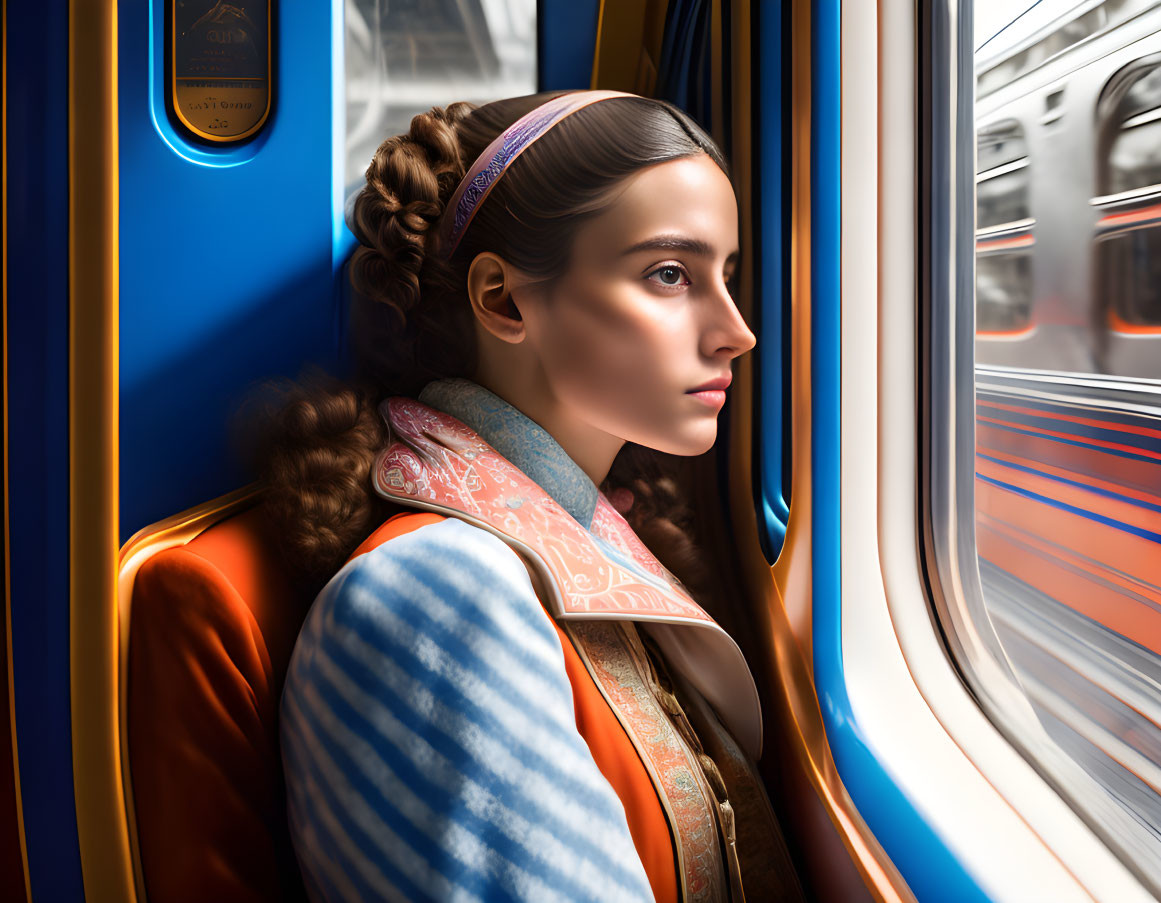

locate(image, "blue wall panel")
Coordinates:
5 0 86 897
118 0 347 539
538 0 600 90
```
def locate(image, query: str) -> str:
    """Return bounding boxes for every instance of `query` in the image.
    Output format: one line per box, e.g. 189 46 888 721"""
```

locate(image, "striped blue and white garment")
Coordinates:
280 515 656 903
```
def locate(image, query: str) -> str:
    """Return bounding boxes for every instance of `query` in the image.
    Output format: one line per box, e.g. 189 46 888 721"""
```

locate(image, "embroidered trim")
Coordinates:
376 397 712 622
418 378 599 527
568 621 728 903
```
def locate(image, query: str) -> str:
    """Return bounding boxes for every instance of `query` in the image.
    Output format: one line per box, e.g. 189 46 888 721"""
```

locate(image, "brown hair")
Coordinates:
259 92 726 586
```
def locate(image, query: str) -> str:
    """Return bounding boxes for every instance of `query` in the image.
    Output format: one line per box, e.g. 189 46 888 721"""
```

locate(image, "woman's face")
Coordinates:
517 154 755 458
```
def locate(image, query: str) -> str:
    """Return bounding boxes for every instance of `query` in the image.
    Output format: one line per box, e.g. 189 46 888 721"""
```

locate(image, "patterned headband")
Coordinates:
438 90 636 258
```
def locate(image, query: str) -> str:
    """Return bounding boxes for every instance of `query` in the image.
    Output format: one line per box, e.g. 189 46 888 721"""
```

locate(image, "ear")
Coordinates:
466 252 525 344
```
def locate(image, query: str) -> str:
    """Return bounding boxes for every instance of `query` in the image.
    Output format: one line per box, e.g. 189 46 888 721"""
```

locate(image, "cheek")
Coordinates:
535 288 717 452
545 292 685 393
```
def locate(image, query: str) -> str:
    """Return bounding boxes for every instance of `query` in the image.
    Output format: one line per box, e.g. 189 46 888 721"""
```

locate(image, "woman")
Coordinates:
269 90 803 903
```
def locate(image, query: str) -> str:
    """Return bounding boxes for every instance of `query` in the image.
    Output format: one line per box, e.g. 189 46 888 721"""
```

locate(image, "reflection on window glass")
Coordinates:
345 0 537 188
976 166 1030 228
975 253 1031 330
975 120 1031 332
1101 229 1161 326
977 119 1027 171
1106 65 1161 194
948 0 1161 890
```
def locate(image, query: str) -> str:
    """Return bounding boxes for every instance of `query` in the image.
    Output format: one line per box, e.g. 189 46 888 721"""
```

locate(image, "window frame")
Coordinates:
834 1 1156 900
915 2 1161 896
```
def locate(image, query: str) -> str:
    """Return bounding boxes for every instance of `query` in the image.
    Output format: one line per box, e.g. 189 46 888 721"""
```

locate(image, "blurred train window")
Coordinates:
1100 60 1161 195
975 252 1032 331
976 121 1029 227
344 0 537 189
933 1 1161 891
1100 230 1161 326
976 121 1032 331
1095 56 1161 330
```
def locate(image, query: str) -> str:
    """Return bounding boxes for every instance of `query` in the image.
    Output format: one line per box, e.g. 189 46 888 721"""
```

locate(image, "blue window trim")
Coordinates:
807 1 991 899
757 1 791 557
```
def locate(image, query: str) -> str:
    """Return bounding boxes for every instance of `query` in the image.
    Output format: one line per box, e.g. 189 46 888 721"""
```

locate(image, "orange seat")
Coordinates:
122 499 678 902
121 492 315 902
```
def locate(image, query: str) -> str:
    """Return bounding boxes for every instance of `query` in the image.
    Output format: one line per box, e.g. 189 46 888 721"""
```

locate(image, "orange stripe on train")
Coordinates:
977 511 1161 656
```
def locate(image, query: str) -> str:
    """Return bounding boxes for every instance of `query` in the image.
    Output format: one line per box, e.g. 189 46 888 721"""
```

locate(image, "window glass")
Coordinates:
976 165 1029 228
344 0 537 189
977 121 1027 171
1106 65 1161 194
931 1 1161 891
1099 223 1161 327
975 121 1032 331
975 252 1031 330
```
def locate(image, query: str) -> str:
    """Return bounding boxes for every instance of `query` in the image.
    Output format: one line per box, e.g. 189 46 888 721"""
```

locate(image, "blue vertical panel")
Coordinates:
118 0 346 539
808 2 988 899
5 0 87 898
757 1 790 555
538 0 600 90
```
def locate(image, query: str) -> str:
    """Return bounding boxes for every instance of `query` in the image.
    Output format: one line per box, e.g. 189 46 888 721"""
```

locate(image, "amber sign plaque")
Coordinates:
172 0 272 142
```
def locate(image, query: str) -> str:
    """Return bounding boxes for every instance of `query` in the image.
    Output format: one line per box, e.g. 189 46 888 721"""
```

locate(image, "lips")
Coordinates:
687 375 732 393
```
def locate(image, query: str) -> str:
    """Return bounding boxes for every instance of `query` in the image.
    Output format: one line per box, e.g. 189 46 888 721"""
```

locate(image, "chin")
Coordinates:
644 424 718 457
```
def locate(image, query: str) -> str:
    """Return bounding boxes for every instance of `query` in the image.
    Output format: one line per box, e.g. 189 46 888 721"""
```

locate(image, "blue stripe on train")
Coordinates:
976 453 1161 515
977 473 1161 545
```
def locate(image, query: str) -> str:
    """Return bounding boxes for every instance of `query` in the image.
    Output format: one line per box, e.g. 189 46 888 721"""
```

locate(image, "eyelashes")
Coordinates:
644 262 738 294
645 263 690 288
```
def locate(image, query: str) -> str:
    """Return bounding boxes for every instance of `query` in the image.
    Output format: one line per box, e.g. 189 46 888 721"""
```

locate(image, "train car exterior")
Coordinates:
967 3 1161 886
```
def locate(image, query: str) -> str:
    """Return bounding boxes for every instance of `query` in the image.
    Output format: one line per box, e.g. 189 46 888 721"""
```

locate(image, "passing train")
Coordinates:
969 2 1161 893
4 0 1161 901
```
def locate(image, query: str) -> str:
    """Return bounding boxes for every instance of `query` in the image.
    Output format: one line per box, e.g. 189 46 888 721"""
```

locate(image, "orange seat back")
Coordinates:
119 491 313 903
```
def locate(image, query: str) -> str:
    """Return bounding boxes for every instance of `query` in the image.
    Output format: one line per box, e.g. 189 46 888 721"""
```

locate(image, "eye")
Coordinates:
646 264 690 288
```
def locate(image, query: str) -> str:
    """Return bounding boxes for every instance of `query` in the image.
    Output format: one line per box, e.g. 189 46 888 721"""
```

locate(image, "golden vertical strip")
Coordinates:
723 0 913 899
69 0 135 900
2 0 34 896
590 0 609 88
771 0 817 651
590 0 651 91
710 0 724 148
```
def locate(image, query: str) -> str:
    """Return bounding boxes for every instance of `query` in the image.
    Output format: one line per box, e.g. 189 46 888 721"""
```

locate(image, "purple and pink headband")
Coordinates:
437 90 636 258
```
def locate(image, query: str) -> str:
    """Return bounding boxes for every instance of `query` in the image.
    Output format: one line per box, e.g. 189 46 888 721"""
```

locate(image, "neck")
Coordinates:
470 370 625 487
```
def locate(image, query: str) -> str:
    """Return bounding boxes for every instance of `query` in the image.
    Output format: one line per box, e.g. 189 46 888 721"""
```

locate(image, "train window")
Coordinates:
1101 62 1161 195
975 251 1031 331
975 120 1032 332
1094 57 1161 332
927 3 1161 894
343 0 538 189
976 120 1028 227
1100 230 1161 327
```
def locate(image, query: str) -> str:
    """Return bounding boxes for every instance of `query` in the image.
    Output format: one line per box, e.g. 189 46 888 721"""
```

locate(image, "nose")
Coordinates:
701 277 757 359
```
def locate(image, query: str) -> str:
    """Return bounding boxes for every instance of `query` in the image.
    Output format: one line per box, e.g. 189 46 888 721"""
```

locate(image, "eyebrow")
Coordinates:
621 234 739 263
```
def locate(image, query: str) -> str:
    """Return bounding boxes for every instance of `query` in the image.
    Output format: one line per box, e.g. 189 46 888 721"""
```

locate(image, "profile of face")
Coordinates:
469 153 755 478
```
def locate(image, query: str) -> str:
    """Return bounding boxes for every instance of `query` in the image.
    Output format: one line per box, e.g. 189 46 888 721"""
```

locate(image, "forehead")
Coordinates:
575 155 739 257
